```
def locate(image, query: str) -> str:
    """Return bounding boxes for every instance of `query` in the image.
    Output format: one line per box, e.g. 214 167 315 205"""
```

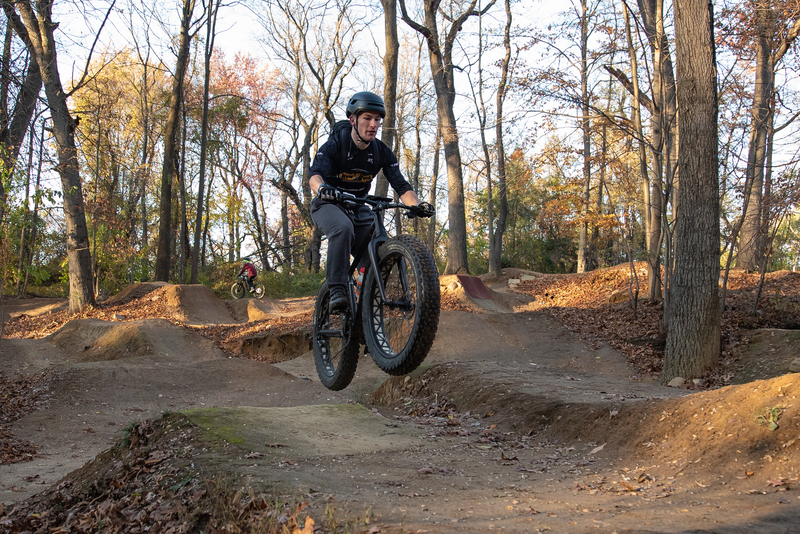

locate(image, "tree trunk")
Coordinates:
489 0 512 278
300 122 320 272
738 2 775 271
623 6 654 296
576 0 591 274
412 74 423 236
662 0 720 384
15 125 35 296
22 120 44 295
13 0 95 313
191 0 219 283
179 100 189 283
242 181 272 271
281 190 291 268
0 3 42 224
202 167 214 267
428 127 441 254
399 0 493 275
133 44 153 281
155 0 195 281
1 16 10 130
636 0 678 302
375 0 399 198
475 7 492 266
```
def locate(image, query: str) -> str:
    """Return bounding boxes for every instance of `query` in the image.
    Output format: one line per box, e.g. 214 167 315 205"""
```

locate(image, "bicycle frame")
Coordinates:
341 194 413 311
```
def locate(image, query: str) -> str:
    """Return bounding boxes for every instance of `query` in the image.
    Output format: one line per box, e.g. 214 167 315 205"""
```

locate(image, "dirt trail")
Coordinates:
1 279 799 533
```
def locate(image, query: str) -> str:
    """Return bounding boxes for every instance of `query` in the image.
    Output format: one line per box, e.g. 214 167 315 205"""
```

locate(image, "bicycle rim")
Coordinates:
369 251 419 356
363 235 440 376
253 282 265 299
231 282 245 299
313 283 359 390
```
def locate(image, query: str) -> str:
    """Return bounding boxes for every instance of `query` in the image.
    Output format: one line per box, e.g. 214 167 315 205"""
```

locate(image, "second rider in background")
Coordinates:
238 260 257 292
309 91 433 314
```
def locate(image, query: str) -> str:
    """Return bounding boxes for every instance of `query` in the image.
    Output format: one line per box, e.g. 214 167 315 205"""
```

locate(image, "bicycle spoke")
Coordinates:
316 304 349 377
313 282 360 391
372 254 417 355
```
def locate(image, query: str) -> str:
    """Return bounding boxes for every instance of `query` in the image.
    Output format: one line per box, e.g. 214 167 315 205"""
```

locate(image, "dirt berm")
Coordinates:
1 277 799 533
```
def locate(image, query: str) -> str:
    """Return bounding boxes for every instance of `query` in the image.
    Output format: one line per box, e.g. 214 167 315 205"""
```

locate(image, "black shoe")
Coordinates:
329 288 349 314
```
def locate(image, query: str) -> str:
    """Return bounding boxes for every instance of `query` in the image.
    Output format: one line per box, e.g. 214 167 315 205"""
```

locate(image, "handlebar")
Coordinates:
338 193 432 217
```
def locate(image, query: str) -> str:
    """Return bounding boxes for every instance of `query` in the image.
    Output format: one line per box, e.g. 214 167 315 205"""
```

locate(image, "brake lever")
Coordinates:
339 192 359 210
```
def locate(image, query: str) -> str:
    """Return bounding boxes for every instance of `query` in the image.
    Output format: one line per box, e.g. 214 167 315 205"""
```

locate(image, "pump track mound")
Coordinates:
1 275 799 533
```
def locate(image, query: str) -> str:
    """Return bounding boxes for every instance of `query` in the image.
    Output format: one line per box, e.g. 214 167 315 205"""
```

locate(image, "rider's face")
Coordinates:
351 112 382 143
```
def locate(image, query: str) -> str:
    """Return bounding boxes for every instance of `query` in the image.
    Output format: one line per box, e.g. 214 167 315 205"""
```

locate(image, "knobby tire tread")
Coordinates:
313 281 360 390
363 234 440 376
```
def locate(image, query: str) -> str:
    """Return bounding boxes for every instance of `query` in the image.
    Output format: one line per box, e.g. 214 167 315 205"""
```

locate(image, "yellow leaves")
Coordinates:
291 517 315 534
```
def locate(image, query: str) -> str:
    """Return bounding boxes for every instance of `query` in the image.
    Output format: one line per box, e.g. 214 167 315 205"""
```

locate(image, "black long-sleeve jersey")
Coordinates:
309 128 413 198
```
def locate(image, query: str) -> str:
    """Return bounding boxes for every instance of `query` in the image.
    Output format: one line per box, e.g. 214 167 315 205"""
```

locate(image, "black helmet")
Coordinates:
346 91 386 118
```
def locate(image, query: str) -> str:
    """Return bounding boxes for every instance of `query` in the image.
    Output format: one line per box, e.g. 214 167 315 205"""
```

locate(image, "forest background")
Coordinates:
1 0 799 383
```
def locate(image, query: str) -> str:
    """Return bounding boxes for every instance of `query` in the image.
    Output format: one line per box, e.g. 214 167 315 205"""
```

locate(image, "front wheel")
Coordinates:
231 281 245 299
362 235 440 376
252 282 266 299
313 281 360 390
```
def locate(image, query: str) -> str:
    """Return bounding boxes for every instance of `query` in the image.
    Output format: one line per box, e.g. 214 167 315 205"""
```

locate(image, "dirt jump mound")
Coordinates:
104 281 171 304
226 296 314 323
49 317 226 363
440 273 534 313
162 284 237 325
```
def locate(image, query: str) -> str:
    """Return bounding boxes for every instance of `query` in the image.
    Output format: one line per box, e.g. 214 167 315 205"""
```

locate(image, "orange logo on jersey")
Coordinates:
338 171 373 183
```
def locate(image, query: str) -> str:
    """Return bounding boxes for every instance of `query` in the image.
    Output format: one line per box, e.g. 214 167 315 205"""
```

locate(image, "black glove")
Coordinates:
317 184 341 202
414 202 434 218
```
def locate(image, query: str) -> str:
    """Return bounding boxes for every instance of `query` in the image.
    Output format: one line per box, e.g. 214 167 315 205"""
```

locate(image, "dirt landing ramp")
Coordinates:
163 284 237 325
222 327 312 363
0 298 67 321
48 317 227 362
226 296 314 322
440 274 534 313
105 282 170 304
184 404 428 459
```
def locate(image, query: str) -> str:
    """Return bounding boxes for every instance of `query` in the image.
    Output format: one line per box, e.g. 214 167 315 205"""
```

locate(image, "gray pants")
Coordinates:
311 198 373 292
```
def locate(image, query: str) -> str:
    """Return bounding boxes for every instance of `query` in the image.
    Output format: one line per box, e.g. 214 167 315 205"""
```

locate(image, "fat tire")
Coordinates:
231 282 245 299
253 282 266 299
362 234 440 376
313 281 360 390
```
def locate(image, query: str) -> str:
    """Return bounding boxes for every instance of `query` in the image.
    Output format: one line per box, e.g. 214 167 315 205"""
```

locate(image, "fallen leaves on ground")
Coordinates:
513 264 800 382
0 415 315 533
2 286 172 340
0 371 51 465
439 290 475 313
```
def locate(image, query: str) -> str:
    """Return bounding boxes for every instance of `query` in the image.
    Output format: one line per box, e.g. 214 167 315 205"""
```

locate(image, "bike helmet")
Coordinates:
346 91 386 118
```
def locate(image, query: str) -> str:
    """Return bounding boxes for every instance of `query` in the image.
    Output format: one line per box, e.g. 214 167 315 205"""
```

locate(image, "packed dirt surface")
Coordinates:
1 271 799 533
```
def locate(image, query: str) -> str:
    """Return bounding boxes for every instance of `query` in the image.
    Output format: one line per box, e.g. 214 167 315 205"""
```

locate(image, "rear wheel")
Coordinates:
313 281 360 390
362 235 440 376
252 282 266 299
231 281 245 299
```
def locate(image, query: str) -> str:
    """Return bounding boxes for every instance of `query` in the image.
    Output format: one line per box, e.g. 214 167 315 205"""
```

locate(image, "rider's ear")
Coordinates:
349 115 357 127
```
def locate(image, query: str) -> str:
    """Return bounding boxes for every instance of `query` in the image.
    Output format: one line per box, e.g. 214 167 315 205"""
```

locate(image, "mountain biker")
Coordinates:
238 260 257 292
309 91 433 313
